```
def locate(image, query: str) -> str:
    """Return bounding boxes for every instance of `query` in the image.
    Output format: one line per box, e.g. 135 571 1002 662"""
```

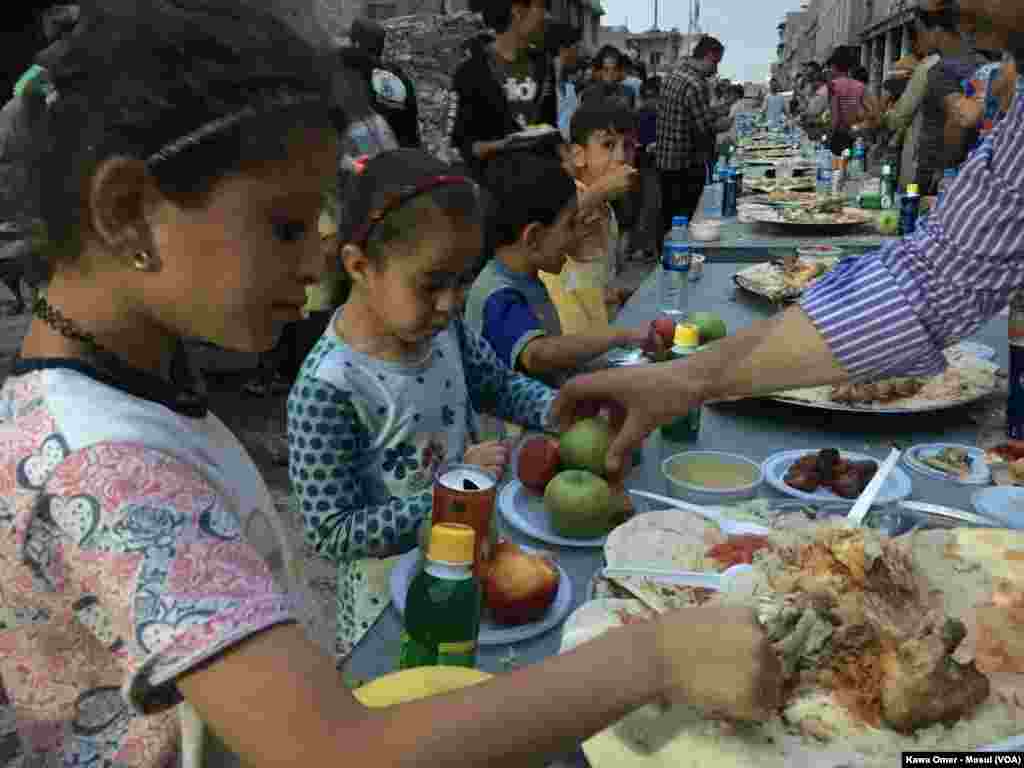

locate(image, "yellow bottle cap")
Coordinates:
427 523 476 565
907 184 919 195
674 323 700 347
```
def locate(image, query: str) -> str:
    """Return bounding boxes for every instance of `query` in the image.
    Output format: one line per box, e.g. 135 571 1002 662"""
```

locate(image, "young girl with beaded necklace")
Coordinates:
0 1 781 765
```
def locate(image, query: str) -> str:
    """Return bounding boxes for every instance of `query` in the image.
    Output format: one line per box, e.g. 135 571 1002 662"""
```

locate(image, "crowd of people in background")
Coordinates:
788 0 1021 193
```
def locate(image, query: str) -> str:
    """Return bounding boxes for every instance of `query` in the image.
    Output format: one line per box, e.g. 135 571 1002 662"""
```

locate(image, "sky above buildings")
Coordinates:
602 0 798 83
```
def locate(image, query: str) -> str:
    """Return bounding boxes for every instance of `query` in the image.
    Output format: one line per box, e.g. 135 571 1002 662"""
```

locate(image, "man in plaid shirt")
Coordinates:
656 35 734 236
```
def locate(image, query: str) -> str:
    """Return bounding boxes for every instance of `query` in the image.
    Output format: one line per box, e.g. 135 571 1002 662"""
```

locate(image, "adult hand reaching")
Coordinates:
553 306 848 480
553 362 697 481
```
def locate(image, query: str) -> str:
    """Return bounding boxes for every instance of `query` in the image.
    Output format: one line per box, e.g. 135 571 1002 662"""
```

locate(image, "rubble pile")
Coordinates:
379 11 490 162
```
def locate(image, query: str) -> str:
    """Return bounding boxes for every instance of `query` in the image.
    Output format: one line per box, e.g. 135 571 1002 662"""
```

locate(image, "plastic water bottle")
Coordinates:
850 138 866 178
936 167 958 210
703 165 723 218
816 137 833 199
880 164 896 210
658 216 691 315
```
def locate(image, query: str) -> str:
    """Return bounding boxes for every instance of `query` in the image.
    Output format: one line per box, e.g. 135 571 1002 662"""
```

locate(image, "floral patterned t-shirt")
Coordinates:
0 364 296 767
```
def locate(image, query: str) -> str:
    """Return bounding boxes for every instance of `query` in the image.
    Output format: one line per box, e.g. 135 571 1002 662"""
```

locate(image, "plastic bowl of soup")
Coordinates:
662 451 764 505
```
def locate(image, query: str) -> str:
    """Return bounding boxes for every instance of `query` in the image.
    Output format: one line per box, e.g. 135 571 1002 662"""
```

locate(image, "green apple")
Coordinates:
544 470 615 538
690 311 728 343
878 210 899 236
559 417 611 477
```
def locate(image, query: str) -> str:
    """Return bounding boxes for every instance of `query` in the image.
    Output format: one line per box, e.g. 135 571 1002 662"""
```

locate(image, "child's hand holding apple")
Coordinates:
464 440 510 481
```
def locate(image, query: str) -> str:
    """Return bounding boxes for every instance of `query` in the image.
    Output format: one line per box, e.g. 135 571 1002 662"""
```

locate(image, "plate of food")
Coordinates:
390 541 574 645
570 525 1024 768
745 189 819 206
604 507 770 570
499 479 620 547
763 448 912 504
768 347 999 413
904 443 991 485
500 429 642 547
733 255 840 302
505 124 561 142
741 199 874 229
983 441 1024 485
602 508 770 613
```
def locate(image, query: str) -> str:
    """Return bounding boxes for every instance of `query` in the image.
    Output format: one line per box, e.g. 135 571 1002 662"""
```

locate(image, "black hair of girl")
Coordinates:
486 149 577 249
25 0 363 278
340 148 486 264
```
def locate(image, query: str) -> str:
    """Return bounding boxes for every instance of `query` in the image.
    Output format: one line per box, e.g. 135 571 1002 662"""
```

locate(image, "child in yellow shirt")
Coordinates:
541 99 638 334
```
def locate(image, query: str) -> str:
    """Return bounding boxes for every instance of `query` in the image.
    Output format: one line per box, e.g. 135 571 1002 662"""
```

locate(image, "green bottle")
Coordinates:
399 523 481 669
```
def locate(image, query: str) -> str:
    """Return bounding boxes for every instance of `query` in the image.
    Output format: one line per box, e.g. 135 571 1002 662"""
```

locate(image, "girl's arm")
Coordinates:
456 318 557 431
288 382 431 563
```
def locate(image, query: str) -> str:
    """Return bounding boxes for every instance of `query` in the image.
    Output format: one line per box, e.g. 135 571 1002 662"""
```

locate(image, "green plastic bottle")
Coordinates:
399 523 481 669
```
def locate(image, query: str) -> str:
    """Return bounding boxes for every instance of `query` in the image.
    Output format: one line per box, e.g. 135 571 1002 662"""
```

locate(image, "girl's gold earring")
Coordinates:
132 250 162 273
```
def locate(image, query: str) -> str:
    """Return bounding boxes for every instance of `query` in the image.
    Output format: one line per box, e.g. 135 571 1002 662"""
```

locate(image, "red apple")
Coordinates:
482 540 560 626
643 318 674 362
653 317 676 345
517 436 561 493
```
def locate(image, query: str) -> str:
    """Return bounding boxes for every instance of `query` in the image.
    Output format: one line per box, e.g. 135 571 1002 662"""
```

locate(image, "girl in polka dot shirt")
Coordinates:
287 149 558 658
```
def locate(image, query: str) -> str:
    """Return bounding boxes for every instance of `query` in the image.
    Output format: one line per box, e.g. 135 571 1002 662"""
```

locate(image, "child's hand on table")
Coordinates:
464 440 510 480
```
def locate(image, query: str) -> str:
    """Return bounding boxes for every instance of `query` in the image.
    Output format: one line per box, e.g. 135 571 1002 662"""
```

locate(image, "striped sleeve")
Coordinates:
801 94 1024 382
800 251 947 380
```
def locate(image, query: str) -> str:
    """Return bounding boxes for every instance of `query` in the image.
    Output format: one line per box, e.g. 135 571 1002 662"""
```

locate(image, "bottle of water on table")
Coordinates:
816 136 833 200
658 216 691 316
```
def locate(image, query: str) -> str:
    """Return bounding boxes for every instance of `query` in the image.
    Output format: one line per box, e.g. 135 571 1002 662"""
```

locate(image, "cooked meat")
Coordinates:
785 469 821 492
794 454 820 472
851 461 877 482
879 619 990 733
830 378 925 405
830 472 864 499
759 528 990 735
817 449 840 482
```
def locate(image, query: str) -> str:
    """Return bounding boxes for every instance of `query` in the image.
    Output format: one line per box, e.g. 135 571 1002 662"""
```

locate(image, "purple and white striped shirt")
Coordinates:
800 90 1024 382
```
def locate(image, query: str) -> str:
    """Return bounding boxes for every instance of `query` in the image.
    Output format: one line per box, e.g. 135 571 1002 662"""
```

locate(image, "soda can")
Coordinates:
432 464 498 577
1008 293 1024 440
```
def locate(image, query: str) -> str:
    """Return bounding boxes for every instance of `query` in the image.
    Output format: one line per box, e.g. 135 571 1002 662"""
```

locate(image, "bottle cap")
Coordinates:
427 523 475 565
672 215 689 227
674 323 700 347
907 184 919 195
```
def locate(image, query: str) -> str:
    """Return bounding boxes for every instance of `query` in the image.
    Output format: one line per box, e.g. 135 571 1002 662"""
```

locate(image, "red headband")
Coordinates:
350 174 478 247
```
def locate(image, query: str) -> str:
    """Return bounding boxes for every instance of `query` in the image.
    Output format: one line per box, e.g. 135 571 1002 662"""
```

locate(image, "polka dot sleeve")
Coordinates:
287 380 429 563
456 318 556 429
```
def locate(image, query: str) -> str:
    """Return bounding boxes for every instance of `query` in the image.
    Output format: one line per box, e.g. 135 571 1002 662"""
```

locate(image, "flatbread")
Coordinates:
604 509 725 574
772 347 998 412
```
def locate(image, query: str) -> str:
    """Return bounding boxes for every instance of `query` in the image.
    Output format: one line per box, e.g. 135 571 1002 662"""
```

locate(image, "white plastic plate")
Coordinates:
762 449 912 506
